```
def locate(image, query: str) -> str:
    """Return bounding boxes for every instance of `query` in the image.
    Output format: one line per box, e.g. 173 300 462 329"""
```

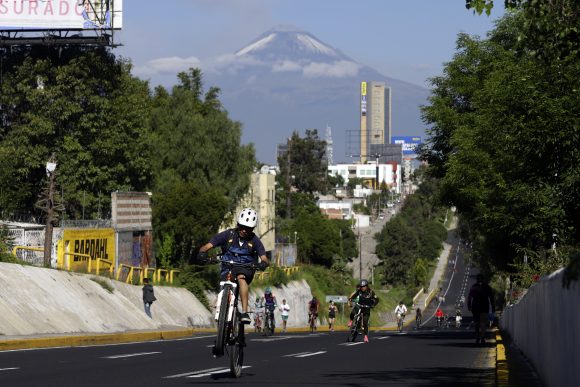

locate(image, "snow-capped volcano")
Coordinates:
200 25 429 164
235 25 346 61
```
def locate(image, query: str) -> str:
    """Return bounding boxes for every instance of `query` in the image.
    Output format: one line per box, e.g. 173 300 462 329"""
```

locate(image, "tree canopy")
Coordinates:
0 47 152 220
419 9 580 273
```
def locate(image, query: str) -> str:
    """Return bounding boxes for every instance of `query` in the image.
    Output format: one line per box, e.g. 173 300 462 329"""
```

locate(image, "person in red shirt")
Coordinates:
435 308 444 328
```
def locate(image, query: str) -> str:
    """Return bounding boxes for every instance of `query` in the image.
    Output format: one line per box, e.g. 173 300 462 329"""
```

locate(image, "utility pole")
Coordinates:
359 223 363 281
286 137 292 219
39 156 58 267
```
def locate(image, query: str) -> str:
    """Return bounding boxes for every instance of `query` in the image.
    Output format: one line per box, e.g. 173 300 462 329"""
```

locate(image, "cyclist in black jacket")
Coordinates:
347 279 379 343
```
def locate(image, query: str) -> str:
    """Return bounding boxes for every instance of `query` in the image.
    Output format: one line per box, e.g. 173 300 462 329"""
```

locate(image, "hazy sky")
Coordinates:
115 0 505 89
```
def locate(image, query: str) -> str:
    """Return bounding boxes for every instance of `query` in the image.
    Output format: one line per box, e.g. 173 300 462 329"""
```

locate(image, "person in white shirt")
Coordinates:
279 299 290 333
394 301 408 326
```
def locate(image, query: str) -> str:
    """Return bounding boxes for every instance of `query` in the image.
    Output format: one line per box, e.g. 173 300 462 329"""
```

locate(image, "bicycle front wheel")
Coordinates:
215 284 232 357
229 311 244 378
348 315 361 342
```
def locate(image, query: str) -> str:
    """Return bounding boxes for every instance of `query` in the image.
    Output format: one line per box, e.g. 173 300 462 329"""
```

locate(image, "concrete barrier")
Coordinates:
500 268 580 387
0 262 213 337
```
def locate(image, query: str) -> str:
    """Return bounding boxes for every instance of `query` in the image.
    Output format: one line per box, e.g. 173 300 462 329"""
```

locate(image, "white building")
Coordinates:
328 162 402 194
222 166 276 251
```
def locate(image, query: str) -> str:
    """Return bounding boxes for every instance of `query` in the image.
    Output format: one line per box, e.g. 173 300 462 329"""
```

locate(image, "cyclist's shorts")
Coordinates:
281 315 288 321
221 265 255 285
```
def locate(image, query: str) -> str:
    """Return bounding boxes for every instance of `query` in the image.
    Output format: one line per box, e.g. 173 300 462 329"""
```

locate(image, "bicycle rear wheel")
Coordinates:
214 284 231 357
229 311 244 378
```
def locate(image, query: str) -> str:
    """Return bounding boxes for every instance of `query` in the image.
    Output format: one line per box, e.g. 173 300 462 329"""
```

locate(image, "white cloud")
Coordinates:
303 60 360 78
133 56 202 78
272 60 302 73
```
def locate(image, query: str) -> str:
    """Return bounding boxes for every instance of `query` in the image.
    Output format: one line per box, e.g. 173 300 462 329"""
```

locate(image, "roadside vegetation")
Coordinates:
421 0 580 300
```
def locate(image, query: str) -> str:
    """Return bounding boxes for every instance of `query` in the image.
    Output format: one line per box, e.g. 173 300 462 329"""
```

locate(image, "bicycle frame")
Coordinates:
215 276 238 323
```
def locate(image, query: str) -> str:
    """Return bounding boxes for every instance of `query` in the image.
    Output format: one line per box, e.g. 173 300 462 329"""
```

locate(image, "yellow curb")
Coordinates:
496 330 509 387
0 323 402 351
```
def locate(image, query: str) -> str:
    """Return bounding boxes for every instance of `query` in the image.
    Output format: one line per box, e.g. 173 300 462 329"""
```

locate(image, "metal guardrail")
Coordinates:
9 246 178 285
11 245 44 266
255 266 300 280
412 287 424 305
424 288 437 308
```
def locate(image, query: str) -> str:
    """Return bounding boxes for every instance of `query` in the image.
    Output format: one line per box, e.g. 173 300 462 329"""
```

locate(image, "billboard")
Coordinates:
391 136 422 155
0 0 123 30
58 228 115 271
360 81 367 115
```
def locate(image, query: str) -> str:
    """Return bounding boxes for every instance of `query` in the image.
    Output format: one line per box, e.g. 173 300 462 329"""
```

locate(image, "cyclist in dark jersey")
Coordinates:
348 279 379 342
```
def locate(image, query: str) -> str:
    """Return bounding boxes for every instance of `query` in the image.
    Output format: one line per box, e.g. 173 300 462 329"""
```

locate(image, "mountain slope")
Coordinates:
203 25 429 164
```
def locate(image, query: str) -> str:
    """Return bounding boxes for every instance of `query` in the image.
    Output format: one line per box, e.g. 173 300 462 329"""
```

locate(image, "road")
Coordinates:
0 329 495 386
0 233 498 386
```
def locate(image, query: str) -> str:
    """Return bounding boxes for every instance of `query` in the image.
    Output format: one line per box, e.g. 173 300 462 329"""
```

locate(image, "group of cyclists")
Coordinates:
198 207 492 347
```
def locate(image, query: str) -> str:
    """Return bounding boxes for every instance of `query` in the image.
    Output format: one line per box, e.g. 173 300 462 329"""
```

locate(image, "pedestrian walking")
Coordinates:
279 299 290 332
467 273 495 344
142 277 156 318
328 301 337 332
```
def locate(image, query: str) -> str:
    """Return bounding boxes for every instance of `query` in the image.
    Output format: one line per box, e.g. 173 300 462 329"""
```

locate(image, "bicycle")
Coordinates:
396 313 406 332
415 314 422 330
308 313 317 333
253 311 263 333
208 256 259 378
347 303 370 342
263 307 275 336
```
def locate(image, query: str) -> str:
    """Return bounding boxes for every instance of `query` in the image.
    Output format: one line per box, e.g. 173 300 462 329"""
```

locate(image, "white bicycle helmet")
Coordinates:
237 208 258 228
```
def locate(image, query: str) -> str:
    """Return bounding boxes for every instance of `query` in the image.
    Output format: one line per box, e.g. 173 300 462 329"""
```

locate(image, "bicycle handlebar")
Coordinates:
351 302 372 309
205 255 260 270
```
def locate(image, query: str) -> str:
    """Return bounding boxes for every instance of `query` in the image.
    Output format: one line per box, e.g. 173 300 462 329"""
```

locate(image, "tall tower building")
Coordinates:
360 81 391 163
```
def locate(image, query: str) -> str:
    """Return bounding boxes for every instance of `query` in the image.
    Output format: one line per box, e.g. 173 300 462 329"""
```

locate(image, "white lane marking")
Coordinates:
0 367 20 371
376 336 390 340
294 351 326 358
340 342 365 346
102 351 161 359
187 366 251 378
0 335 216 353
251 337 291 342
163 367 226 379
282 352 312 357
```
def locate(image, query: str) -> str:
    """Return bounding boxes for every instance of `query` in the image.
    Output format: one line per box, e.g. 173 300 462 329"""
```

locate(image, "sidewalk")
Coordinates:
381 217 458 329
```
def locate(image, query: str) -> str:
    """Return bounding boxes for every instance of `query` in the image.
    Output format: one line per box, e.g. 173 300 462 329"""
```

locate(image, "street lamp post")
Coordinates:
43 159 57 267
358 222 362 281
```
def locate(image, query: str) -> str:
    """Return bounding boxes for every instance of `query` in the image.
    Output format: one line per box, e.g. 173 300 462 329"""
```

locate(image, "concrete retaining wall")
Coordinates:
205 279 315 329
0 262 213 336
500 268 580 387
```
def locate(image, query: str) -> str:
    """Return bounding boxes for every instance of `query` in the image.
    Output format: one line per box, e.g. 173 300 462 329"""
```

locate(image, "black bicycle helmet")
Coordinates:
359 279 369 287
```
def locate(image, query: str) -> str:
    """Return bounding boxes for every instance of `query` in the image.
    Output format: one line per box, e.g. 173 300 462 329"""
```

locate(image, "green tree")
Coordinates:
0 46 152 219
149 68 256 263
419 12 580 272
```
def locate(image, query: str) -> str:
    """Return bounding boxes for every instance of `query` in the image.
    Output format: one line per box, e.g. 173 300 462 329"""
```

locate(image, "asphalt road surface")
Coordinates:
0 328 495 386
0 238 496 386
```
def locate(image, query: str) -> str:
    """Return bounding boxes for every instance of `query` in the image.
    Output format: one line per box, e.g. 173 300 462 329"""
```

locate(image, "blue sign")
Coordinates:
392 136 422 155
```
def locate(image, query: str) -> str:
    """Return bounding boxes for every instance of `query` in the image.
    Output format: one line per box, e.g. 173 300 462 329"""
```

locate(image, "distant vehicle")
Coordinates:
379 215 385 220
386 202 394 208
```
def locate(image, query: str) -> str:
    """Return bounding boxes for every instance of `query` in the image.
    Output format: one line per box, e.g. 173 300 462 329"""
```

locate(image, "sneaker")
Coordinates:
347 320 353 327
364 335 369 343
240 313 251 324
